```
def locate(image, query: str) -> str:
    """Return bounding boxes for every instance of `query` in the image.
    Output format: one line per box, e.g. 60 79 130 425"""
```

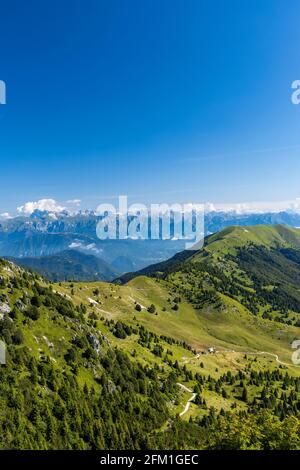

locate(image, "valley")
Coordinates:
3 210 300 282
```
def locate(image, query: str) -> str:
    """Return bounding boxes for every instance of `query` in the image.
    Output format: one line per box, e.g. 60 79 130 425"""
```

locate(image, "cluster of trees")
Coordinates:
192 367 300 421
152 366 300 450
0 343 180 449
161 244 300 327
111 321 134 339
153 411 300 450
234 245 300 317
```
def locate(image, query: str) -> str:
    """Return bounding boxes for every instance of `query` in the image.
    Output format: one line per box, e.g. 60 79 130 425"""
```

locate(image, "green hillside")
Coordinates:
118 225 300 328
118 224 300 278
2 225 300 449
8 249 119 282
202 224 300 254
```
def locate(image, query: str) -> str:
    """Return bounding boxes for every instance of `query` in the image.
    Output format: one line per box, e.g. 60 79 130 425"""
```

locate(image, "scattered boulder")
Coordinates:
0 302 11 315
87 333 101 353
15 300 25 311
42 335 54 348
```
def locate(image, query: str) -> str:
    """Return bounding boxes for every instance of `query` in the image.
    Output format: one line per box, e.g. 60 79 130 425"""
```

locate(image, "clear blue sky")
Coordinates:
1 0 300 213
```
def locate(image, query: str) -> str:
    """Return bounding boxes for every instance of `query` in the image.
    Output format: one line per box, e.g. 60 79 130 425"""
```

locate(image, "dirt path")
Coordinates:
182 349 299 368
177 382 196 417
246 351 299 367
175 349 298 420
218 349 298 367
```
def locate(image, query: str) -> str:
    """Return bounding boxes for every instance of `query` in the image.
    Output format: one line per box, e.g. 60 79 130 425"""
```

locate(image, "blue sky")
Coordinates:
1 0 300 214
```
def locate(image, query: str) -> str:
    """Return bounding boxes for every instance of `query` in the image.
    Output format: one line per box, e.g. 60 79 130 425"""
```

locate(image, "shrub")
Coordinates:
25 306 40 321
148 304 156 314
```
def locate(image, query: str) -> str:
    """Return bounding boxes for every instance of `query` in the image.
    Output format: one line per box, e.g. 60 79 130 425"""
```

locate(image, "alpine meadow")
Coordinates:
2 225 300 449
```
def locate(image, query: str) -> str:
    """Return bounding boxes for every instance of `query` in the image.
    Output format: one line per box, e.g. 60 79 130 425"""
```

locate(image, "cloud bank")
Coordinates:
13 197 300 217
204 199 300 214
17 199 66 215
66 199 81 206
0 212 12 220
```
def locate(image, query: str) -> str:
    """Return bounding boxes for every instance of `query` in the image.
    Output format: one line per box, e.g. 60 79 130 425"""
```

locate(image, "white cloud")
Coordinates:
66 199 81 206
69 242 83 249
0 212 12 220
83 242 103 253
204 199 300 214
17 198 65 215
68 241 103 254
85 243 103 253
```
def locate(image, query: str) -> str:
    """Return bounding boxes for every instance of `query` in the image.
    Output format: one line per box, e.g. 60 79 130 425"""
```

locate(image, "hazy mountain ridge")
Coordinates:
2 209 300 235
7 249 120 282
1 210 300 278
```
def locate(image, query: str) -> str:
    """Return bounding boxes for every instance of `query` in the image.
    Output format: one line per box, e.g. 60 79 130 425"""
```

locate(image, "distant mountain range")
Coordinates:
1 209 300 280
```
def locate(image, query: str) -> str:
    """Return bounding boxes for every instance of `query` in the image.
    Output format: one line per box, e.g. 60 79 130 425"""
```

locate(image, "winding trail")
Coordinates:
175 349 298 420
182 349 300 368
246 351 299 367
177 382 197 417
218 349 299 367
174 348 300 423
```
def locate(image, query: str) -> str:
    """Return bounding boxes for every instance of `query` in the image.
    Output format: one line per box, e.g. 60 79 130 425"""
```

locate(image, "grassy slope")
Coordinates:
0 261 198 426
56 273 300 368
55 273 300 421
203 224 300 253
